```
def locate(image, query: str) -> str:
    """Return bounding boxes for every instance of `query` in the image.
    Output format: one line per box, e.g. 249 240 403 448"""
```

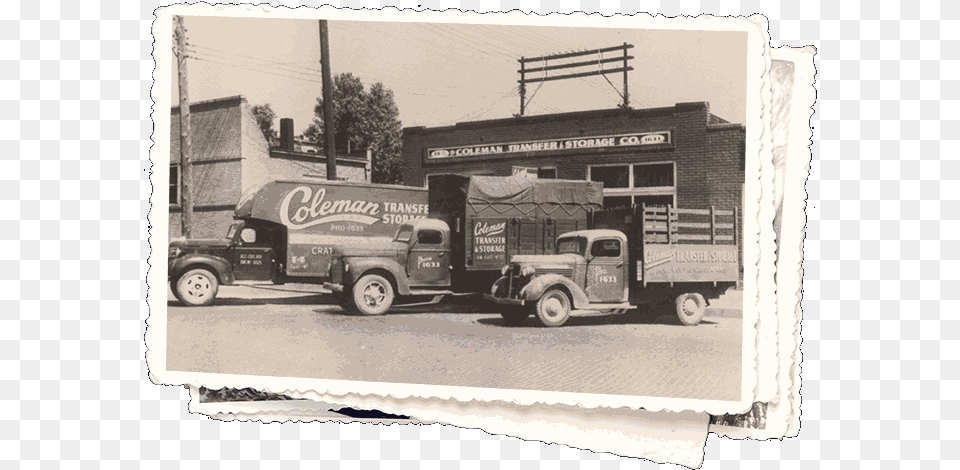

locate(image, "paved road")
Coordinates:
165 287 743 401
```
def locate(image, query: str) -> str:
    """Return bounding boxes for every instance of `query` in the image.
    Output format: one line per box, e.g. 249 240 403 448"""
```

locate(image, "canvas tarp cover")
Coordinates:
464 175 602 214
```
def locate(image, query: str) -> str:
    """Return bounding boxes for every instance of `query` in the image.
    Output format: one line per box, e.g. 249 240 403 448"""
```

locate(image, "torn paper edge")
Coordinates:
709 45 815 440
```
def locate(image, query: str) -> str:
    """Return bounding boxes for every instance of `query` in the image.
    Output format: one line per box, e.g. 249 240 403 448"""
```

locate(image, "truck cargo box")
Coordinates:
428 175 603 274
234 180 429 278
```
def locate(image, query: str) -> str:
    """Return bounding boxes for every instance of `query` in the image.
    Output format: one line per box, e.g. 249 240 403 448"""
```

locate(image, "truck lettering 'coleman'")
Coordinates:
167 180 429 306
485 204 740 327
323 175 603 315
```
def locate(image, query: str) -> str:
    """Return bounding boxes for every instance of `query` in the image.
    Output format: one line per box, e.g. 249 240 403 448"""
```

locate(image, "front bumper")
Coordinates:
322 282 344 293
484 294 524 306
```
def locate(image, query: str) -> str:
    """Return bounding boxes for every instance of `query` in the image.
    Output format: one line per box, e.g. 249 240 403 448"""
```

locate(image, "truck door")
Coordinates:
232 227 276 281
585 238 627 302
407 227 450 287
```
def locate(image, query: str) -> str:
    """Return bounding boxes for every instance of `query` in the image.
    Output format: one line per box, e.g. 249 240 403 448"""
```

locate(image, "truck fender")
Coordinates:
170 254 235 285
519 273 589 309
343 258 411 295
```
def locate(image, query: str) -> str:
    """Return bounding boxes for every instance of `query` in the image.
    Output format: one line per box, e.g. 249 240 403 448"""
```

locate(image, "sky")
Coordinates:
172 16 748 135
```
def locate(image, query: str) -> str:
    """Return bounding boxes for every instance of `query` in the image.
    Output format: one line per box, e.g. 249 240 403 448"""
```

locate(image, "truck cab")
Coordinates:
168 219 286 306
324 218 454 315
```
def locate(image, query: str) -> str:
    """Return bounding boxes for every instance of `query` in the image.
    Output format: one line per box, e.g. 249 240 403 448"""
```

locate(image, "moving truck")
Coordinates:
167 180 429 306
427 175 603 290
323 175 603 315
485 203 740 327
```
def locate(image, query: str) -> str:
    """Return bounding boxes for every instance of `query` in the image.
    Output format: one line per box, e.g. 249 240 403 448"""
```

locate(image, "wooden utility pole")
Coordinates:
319 20 337 180
174 15 194 239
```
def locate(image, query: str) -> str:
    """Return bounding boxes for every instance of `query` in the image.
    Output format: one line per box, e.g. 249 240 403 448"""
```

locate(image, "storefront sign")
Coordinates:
427 131 671 159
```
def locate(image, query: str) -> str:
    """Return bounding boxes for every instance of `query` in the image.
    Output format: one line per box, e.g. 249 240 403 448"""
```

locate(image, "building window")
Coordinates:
589 162 676 209
169 164 179 205
512 166 557 179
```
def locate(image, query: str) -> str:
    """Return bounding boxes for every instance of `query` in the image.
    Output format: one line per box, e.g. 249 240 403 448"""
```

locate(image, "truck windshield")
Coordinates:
557 237 586 255
394 224 415 242
226 223 241 240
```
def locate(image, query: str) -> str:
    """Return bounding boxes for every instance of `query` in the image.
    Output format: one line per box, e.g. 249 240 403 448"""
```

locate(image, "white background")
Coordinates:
9 0 936 468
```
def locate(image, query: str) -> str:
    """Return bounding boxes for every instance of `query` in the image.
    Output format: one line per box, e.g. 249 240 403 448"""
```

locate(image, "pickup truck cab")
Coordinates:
324 218 455 315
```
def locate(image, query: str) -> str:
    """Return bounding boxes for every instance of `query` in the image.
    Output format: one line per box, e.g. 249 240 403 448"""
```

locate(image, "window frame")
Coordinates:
587 161 677 208
169 164 180 206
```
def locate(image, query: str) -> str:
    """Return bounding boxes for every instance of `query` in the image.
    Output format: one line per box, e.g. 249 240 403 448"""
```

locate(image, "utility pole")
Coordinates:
319 20 337 181
517 44 634 115
174 15 194 239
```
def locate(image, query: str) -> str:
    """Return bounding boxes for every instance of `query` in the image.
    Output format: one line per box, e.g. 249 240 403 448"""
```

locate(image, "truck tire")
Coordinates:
170 281 184 304
535 288 571 327
675 293 706 326
351 274 394 316
176 268 219 307
499 307 529 326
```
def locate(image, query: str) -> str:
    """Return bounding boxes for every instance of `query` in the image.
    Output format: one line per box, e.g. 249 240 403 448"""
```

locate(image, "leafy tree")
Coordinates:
311 73 404 184
251 103 280 148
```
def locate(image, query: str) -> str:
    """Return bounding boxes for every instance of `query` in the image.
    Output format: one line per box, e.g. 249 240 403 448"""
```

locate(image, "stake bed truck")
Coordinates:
484 204 740 327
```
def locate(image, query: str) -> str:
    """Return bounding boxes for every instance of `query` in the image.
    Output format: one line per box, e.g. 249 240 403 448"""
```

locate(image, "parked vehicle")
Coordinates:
167 179 430 306
484 204 740 326
322 175 603 315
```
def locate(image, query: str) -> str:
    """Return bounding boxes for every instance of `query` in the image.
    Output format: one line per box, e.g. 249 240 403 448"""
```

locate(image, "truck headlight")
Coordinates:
520 265 536 277
168 247 182 259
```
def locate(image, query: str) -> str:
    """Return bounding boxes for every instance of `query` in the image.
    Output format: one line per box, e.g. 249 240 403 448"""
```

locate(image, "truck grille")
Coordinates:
535 267 573 278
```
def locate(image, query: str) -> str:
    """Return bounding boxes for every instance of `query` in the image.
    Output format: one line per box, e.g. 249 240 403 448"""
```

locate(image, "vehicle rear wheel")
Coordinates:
499 307 529 326
176 268 219 306
535 288 571 327
675 293 706 326
351 274 394 316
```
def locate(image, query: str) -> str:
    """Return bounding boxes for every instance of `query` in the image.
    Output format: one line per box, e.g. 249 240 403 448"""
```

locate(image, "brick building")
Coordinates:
401 101 746 269
169 95 370 238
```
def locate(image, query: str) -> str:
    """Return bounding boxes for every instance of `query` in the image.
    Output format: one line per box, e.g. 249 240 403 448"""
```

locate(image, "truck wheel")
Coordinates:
170 281 184 303
675 293 706 326
176 268 219 307
351 274 394 316
535 288 571 327
500 308 529 326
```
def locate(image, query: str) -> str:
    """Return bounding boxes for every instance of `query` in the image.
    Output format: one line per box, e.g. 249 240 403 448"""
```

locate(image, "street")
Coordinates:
165 285 743 401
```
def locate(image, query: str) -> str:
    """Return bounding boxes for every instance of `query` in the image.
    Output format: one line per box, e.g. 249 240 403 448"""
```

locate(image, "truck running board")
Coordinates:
573 302 636 313
407 289 455 296
394 295 446 308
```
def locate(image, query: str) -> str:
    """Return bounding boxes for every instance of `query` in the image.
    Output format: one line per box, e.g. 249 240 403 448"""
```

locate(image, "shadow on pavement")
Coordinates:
477 313 720 328
168 294 336 307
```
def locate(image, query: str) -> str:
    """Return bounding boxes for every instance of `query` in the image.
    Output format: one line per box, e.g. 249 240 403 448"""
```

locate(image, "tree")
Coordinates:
251 103 280 148
311 73 404 184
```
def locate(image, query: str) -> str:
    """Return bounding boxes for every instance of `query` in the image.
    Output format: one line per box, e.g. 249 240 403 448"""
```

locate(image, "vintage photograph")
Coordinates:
148 6 770 414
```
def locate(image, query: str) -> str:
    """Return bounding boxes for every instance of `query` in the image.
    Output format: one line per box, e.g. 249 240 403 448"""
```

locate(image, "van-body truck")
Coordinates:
167 180 430 306
484 203 740 327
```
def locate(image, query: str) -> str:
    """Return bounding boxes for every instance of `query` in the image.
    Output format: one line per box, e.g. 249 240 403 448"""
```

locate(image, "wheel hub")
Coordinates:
681 298 698 316
363 282 386 306
544 298 563 318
